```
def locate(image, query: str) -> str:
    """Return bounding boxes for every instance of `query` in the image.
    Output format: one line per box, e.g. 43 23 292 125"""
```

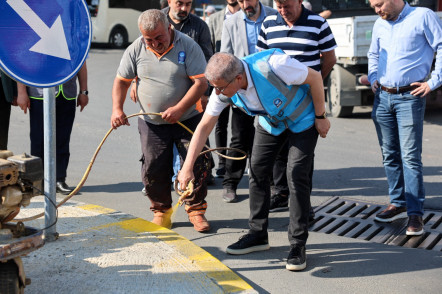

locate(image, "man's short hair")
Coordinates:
138 9 169 32
205 53 244 82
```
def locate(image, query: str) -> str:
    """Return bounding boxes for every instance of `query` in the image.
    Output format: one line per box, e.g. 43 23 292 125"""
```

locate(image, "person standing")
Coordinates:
256 0 336 213
208 0 241 178
163 0 215 184
0 71 16 150
16 63 89 195
111 9 211 232
367 0 441 235
178 50 330 271
220 0 277 203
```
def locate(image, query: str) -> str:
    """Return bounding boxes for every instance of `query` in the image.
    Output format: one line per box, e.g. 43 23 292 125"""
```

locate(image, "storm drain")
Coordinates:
310 196 442 251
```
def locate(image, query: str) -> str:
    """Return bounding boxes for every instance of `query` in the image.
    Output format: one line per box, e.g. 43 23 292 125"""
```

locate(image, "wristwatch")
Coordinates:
79 90 89 95
315 111 327 119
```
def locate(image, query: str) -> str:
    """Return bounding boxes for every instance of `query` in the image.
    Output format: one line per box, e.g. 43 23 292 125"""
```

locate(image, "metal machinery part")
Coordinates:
0 150 44 293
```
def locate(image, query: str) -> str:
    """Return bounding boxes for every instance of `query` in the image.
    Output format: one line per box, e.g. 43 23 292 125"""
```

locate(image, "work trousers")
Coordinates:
223 107 255 190
249 124 318 246
29 97 76 181
214 105 230 168
138 114 211 213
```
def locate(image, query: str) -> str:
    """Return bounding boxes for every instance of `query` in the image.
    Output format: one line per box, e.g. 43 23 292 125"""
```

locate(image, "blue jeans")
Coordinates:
372 90 426 216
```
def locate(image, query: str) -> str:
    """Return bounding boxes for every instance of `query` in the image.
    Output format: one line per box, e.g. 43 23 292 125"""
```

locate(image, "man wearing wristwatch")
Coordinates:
16 62 89 195
178 49 330 271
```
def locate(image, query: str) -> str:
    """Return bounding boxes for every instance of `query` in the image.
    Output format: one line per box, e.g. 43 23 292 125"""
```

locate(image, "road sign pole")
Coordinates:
43 87 58 242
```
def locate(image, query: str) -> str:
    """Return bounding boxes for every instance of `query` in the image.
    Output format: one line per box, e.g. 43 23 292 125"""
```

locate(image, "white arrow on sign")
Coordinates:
7 0 71 60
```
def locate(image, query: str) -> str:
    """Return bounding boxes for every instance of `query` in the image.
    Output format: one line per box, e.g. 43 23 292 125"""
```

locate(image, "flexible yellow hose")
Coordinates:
13 112 247 222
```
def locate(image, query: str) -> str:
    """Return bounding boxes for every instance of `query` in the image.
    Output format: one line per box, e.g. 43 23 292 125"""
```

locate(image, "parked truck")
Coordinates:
303 0 441 117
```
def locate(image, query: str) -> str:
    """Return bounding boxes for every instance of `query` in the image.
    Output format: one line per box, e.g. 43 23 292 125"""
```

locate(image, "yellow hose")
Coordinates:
13 112 247 222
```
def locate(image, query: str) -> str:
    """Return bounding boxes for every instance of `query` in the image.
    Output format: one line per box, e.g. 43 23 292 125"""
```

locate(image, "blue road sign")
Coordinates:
0 0 91 87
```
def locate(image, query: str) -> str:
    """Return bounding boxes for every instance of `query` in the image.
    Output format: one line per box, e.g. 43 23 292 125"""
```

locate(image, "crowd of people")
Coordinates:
1 0 440 272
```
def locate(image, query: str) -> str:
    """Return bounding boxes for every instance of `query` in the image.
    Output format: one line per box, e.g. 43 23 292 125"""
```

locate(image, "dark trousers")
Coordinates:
249 124 318 246
138 114 211 212
214 105 230 168
29 98 76 181
272 142 314 195
0 87 11 150
223 107 255 190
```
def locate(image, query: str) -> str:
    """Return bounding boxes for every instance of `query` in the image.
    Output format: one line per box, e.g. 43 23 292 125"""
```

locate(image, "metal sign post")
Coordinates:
0 0 91 242
43 87 57 241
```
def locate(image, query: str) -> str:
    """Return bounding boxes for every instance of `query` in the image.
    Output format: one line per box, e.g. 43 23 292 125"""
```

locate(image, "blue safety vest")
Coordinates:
230 49 315 135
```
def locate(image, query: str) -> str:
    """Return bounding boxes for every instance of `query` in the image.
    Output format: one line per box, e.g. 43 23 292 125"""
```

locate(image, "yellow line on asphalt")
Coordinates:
79 204 254 293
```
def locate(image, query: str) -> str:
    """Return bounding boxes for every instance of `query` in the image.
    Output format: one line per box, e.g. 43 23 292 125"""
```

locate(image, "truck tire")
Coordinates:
109 27 128 49
0 260 20 294
327 65 354 117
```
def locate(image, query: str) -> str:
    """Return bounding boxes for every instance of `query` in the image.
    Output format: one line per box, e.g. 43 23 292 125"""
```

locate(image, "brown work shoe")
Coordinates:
406 215 424 236
152 208 173 229
188 211 210 232
374 204 407 223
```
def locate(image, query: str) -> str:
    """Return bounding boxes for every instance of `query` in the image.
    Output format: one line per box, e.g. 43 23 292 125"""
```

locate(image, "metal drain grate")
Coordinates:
310 196 442 251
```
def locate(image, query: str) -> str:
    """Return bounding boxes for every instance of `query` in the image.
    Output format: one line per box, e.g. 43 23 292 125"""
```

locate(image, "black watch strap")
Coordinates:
315 112 327 119
80 90 89 95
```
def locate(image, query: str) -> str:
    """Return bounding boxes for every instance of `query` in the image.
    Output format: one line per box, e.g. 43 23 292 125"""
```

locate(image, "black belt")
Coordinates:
380 84 418 94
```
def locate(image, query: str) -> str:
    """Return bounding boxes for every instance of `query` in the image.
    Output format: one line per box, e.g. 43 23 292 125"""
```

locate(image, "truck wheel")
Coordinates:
0 260 20 294
327 66 354 117
109 27 127 49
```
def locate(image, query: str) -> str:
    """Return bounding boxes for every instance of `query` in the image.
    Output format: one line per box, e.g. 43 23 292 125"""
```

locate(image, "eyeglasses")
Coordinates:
209 77 236 94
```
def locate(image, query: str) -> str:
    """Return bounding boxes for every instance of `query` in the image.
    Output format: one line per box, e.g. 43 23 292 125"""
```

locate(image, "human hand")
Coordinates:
315 118 331 138
200 95 208 111
371 80 379 94
16 93 30 114
77 94 89 112
130 79 138 103
177 168 194 194
161 106 184 124
110 110 130 129
410 81 431 97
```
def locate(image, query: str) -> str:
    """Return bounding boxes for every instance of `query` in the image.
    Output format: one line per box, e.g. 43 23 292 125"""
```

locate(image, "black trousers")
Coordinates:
222 107 255 190
214 105 230 168
138 114 211 212
249 124 318 246
29 98 76 181
0 85 11 150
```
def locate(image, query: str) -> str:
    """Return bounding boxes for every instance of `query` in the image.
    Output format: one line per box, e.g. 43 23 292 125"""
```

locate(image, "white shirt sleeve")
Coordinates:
268 52 309 86
205 90 229 117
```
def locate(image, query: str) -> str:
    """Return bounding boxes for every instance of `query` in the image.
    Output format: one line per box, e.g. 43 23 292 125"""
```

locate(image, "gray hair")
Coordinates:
205 53 244 82
138 9 169 32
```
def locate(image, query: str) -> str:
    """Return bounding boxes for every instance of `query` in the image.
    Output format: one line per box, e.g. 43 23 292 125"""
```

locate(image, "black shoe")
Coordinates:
269 193 288 212
406 215 424 236
56 181 73 195
286 245 306 271
215 167 225 178
222 188 237 203
375 204 407 222
226 233 270 255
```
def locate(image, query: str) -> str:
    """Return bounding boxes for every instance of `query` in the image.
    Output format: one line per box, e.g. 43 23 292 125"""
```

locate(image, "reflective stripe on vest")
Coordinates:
28 78 78 100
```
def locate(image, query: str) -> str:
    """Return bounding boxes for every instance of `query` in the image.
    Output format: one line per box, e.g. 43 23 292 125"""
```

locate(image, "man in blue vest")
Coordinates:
178 49 330 271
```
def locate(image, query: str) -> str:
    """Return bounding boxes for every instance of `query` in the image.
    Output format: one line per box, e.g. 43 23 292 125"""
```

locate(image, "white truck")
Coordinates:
325 10 442 117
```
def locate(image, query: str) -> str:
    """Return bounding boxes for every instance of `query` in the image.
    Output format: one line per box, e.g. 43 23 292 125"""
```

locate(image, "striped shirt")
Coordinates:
257 7 336 72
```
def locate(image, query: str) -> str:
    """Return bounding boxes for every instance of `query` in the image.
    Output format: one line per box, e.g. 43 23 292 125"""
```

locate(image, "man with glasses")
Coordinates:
111 10 211 232
179 49 330 271
218 0 277 203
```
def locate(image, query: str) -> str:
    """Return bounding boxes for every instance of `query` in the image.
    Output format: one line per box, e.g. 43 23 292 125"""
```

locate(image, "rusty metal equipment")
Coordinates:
0 150 45 294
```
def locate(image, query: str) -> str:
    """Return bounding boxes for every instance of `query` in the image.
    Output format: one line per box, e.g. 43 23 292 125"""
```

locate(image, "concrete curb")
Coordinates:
17 197 257 294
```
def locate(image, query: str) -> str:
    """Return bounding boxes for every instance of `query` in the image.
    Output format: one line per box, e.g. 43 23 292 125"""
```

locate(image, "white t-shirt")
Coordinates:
205 51 309 116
